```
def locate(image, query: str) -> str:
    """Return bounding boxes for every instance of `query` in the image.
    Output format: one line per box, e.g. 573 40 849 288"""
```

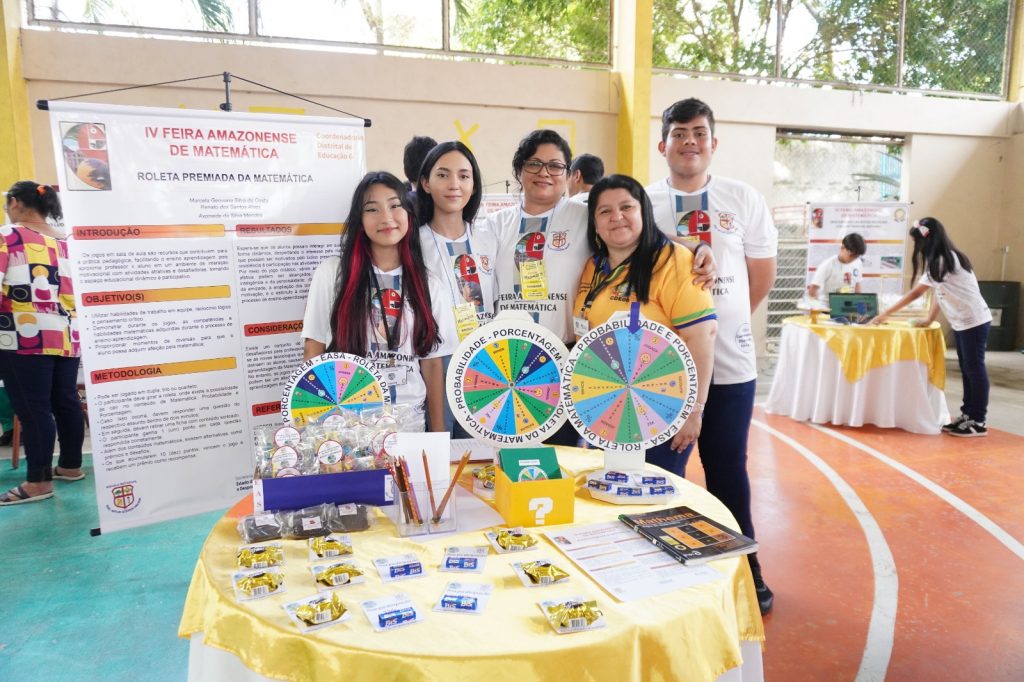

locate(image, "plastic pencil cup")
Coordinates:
390 479 457 536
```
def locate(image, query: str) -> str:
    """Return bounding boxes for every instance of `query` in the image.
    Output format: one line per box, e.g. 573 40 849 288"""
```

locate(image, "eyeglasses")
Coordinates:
522 160 567 176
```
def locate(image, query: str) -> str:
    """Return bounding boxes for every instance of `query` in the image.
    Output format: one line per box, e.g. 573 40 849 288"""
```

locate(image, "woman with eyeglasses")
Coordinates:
487 129 591 445
489 130 718 447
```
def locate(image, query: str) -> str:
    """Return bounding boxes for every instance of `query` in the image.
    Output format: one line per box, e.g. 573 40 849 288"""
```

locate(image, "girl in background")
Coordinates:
875 217 992 437
0 182 85 506
417 141 498 436
302 172 446 432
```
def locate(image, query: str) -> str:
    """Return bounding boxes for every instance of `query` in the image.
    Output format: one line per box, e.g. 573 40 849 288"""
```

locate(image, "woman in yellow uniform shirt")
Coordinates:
575 174 717 475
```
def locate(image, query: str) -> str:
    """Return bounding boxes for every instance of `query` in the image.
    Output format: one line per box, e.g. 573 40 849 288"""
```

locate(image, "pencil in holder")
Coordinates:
390 479 457 537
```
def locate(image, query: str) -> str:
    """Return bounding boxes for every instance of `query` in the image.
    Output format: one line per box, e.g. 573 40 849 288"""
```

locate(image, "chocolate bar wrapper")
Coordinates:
231 569 285 602
311 560 365 591
439 546 489 573
308 533 353 561
283 591 351 633
236 542 285 570
433 581 492 616
361 592 423 632
538 596 606 634
512 559 571 588
485 528 539 554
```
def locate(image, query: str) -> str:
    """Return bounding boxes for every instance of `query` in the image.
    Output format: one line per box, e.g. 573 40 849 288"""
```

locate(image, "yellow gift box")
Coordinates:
494 465 575 528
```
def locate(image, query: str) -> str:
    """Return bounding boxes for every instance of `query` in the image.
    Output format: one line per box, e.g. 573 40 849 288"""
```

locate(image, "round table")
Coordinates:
179 448 765 681
766 316 949 434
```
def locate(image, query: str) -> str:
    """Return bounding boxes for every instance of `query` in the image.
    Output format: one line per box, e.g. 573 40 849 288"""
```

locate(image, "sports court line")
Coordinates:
752 419 896 682
806 422 1024 561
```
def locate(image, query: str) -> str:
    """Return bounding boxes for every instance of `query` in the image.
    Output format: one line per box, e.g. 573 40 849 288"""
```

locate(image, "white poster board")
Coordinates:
806 202 910 295
48 102 366 532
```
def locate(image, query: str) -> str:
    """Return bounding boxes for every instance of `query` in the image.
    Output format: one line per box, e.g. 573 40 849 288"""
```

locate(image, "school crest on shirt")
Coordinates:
611 281 632 302
548 231 569 251
478 254 493 274
717 212 737 233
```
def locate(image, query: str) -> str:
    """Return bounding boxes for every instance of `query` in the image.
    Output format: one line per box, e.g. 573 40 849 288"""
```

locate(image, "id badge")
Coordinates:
573 316 590 338
519 260 549 301
453 302 480 341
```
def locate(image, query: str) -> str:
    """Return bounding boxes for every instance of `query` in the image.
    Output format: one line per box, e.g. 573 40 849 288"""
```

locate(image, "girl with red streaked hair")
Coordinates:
302 171 446 431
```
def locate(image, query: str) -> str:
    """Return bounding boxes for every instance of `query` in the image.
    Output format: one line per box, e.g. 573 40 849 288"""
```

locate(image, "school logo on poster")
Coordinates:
548 231 569 251
717 212 736 233
106 481 141 513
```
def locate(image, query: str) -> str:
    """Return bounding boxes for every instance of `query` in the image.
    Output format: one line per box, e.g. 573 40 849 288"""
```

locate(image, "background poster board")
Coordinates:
48 102 366 532
806 202 910 295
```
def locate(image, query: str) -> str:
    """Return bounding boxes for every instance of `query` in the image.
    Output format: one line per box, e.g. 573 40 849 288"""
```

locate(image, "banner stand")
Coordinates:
37 71 373 127
48 101 367 532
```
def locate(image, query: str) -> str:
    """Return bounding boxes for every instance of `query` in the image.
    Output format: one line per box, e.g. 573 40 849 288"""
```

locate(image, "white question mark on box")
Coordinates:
527 497 554 525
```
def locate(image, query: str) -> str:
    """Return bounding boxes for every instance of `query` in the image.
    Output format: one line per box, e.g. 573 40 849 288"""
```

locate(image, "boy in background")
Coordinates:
808 232 866 300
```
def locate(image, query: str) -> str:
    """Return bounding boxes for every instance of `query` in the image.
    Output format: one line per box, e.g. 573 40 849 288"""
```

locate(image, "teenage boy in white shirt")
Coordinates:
646 98 778 615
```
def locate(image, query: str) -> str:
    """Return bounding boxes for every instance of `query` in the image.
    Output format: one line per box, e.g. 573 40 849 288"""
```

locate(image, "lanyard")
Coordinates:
580 255 630 315
368 265 403 351
518 198 563 234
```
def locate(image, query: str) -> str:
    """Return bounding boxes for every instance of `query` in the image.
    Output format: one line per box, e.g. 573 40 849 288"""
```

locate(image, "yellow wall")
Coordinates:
16 26 1024 346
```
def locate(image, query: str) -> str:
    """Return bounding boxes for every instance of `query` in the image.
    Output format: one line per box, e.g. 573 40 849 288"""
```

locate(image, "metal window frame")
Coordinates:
23 0 615 69
655 0 1016 101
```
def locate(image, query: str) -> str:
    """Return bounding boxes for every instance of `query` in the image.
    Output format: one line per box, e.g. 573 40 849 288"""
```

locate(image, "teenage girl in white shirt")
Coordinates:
875 217 993 437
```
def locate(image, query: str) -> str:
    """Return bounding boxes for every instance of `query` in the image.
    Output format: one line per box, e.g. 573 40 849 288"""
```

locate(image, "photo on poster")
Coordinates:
60 121 112 191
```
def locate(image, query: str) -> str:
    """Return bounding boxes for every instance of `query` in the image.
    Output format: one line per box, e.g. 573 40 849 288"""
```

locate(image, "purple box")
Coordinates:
254 468 392 512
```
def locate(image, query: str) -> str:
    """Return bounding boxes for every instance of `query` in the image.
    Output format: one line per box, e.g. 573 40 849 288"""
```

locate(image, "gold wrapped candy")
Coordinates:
545 600 602 629
236 545 284 569
315 562 363 588
496 528 537 551
295 592 347 625
236 571 283 597
473 465 495 490
310 535 353 558
521 560 569 585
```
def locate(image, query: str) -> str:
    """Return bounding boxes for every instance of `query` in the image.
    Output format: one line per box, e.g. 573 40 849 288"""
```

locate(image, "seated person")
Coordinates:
807 232 866 301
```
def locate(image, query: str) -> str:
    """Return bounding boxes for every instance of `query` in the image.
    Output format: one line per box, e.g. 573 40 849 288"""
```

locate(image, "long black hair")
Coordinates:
416 141 483 226
910 216 973 284
329 171 439 357
586 174 668 304
6 181 62 221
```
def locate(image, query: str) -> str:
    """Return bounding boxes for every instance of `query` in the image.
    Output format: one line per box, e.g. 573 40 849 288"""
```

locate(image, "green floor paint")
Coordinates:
1 454 228 682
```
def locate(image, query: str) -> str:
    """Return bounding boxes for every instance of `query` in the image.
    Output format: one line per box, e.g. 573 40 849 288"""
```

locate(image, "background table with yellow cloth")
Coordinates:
179 448 765 682
765 316 950 434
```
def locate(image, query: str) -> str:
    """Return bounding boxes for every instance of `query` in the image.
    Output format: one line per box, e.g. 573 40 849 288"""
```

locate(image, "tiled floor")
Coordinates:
1 350 1021 681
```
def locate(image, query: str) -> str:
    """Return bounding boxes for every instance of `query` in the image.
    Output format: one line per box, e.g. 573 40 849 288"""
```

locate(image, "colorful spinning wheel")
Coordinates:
447 313 568 446
563 311 697 452
281 353 389 426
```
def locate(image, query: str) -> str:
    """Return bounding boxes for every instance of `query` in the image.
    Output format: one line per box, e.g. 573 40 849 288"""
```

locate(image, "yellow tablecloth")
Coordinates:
179 448 764 682
792 316 946 389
